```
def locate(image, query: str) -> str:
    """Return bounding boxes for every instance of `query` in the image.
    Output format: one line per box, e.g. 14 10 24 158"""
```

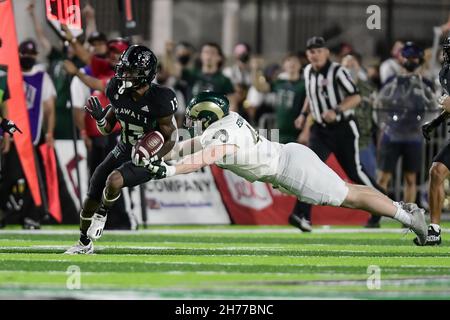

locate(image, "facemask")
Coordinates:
238 53 250 63
403 60 420 72
118 80 134 94
177 55 191 66
20 56 36 70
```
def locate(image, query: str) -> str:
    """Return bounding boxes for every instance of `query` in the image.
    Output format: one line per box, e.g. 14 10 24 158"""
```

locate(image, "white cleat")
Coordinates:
405 203 427 246
87 213 107 241
64 240 94 255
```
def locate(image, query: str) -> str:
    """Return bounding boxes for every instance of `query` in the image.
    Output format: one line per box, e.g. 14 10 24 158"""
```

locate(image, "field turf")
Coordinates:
0 222 449 300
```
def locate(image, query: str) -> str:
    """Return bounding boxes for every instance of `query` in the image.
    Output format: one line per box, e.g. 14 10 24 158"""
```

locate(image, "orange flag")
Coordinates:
39 144 62 223
0 0 42 206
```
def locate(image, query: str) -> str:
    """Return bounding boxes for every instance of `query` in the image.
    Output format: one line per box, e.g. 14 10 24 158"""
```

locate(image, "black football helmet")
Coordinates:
443 37 450 64
114 45 158 93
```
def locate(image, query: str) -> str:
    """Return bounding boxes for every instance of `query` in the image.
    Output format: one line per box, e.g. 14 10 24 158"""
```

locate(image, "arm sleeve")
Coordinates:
336 67 359 96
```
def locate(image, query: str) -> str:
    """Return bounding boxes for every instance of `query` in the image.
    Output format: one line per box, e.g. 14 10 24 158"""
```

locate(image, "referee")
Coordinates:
290 36 384 231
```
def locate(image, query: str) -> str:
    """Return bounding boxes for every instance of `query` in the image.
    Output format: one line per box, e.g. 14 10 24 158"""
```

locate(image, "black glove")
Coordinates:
84 96 111 122
1 118 22 136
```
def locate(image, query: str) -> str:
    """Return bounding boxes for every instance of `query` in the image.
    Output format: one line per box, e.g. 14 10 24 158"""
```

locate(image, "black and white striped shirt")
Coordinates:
304 60 359 124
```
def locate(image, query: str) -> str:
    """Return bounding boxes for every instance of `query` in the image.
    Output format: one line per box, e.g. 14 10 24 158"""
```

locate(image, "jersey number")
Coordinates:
119 120 145 145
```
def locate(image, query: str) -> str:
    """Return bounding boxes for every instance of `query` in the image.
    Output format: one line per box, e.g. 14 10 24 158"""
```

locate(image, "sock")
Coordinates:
80 209 94 235
79 232 91 246
393 202 412 227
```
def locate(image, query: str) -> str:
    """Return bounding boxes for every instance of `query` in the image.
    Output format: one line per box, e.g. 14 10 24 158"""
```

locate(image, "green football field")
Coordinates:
0 222 449 300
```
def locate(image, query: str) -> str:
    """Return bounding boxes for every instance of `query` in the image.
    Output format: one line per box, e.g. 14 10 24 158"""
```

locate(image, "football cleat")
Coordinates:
289 214 312 232
64 240 94 255
414 224 442 246
87 213 107 241
406 204 427 246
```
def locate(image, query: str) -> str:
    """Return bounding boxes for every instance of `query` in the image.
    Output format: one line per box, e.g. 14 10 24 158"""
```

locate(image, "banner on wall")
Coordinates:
54 141 229 224
54 140 88 211
210 166 296 225
141 166 231 224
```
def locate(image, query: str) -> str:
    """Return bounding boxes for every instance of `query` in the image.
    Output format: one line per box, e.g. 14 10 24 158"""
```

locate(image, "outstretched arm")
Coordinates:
27 0 52 55
147 144 238 179
165 136 203 161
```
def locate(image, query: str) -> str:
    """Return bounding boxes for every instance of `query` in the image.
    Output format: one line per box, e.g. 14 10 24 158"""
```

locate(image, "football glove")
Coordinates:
1 118 22 136
84 96 111 124
131 147 161 167
146 159 176 180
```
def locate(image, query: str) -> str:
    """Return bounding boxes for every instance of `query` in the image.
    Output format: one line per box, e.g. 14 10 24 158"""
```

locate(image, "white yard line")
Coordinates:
1 227 448 235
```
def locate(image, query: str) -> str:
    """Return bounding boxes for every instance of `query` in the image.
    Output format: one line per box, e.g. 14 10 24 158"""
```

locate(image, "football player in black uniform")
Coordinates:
418 36 450 246
65 45 178 254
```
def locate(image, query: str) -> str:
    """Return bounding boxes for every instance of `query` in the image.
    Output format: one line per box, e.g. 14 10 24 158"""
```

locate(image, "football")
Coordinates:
132 131 165 163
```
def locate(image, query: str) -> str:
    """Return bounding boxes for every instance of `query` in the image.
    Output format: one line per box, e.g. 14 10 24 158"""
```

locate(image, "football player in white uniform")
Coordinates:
136 92 428 245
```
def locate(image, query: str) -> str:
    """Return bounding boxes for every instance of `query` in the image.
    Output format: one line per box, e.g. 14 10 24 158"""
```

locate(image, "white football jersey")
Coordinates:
200 112 283 182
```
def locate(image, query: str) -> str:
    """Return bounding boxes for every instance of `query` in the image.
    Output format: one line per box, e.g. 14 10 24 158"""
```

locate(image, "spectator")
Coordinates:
375 42 436 225
223 42 253 87
27 0 87 140
181 42 235 110
380 40 404 85
0 39 57 229
270 53 306 144
87 31 109 59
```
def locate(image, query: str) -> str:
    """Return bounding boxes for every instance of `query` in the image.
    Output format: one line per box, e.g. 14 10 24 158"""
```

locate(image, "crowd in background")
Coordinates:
0 0 449 229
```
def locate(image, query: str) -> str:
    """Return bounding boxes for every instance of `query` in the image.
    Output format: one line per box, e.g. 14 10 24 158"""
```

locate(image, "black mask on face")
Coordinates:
238 53 250 63
20 56 36 70
403 60 420 72
177 55 191 66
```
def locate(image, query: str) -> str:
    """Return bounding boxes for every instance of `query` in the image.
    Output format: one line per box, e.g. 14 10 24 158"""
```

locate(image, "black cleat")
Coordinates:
414 224 441 246
289 214 312 232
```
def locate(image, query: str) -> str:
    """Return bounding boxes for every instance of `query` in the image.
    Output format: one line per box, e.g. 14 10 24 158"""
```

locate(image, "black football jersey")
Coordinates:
106 78 178 145
439 63 450 95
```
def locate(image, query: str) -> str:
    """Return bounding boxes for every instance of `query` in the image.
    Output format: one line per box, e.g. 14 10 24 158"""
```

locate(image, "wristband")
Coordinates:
301 111 309 117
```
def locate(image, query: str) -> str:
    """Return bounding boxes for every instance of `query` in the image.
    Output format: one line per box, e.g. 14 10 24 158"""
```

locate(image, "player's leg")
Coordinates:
341 183 427 244
93 161 154 223
276 143 427 243
418 161 449 246
65 146 129 254
429 162 448 225
414 141 450 246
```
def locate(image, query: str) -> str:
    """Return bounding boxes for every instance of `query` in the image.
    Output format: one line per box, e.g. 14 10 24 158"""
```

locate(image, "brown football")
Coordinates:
132 131 165 162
